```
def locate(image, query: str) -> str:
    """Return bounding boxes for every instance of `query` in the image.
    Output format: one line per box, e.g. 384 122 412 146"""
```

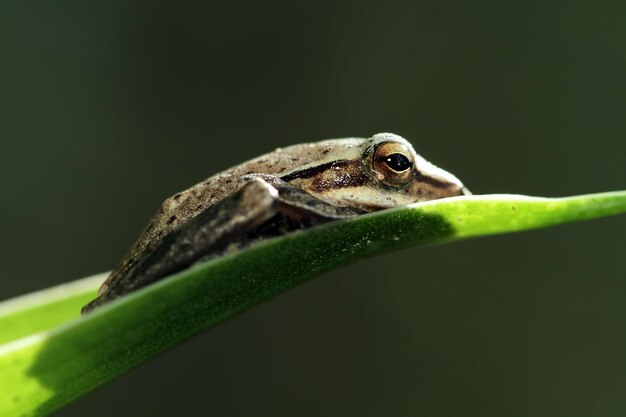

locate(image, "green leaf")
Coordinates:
0 274 104 344
1 192 625 417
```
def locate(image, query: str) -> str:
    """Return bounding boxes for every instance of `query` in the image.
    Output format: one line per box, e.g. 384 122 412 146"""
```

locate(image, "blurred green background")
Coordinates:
2 1 625 416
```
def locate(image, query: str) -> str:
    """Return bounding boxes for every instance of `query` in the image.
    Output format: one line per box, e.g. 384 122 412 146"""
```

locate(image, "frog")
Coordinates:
81 133 469 314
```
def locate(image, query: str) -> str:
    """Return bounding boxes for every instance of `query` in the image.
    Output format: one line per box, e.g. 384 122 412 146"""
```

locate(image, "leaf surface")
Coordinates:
1 192 624 417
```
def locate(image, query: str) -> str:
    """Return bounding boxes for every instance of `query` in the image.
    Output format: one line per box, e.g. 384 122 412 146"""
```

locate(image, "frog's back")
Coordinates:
98 138 366 295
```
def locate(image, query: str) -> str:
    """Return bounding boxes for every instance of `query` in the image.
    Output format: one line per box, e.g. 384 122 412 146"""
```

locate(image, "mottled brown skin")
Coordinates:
97 138 369 297
85 133 468 313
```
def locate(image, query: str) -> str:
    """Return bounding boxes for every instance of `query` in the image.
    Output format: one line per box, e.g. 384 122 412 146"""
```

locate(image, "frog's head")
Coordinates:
281 132 469 211
359 132 470 208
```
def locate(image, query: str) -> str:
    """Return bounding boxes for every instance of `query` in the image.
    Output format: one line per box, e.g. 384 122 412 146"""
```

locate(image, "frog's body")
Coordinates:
82 133 468 313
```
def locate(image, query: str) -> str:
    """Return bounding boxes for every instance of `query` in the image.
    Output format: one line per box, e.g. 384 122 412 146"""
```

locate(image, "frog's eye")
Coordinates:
371 141 415 187
385 153 412 172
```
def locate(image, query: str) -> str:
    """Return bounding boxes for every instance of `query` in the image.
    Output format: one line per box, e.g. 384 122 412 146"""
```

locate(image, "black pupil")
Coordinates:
385 153 412 172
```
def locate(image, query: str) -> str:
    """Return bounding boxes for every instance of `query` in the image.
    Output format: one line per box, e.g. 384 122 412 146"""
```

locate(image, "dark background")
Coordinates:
2 1 625 416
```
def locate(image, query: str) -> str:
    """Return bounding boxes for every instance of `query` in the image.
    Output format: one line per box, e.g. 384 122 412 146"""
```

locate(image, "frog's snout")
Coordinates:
460 186 472 196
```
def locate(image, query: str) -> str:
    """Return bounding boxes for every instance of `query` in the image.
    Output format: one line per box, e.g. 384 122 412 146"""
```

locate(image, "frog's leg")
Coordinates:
242 173 366 222
81 176 362 314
